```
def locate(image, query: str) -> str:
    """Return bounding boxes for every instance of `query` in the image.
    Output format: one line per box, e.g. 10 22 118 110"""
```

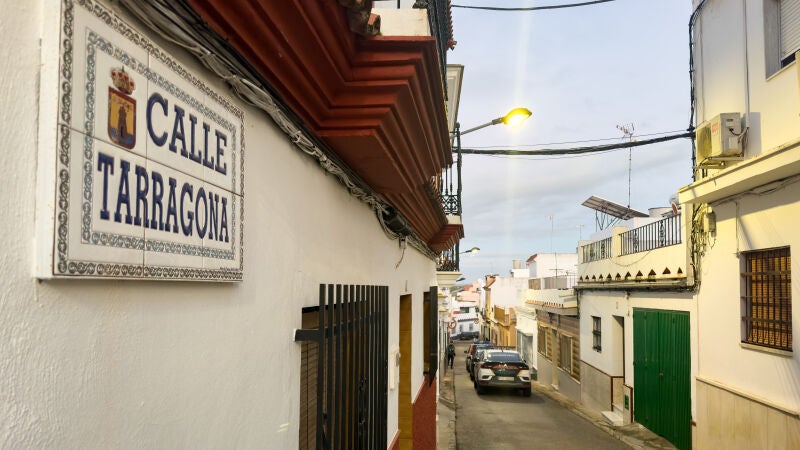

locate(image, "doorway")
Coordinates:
397 294 413 448
633 309 690 450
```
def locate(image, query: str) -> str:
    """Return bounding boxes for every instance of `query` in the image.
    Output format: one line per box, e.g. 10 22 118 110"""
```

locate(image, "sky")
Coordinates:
447 0 694 283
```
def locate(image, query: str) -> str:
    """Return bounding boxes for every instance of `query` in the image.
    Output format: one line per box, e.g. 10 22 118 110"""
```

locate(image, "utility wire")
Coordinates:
452 0 616 12
458 131 692 155
476 147 622 161
467 129 686 149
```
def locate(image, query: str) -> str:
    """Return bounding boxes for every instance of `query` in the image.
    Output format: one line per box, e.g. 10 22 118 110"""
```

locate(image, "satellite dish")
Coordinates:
671 201 679 216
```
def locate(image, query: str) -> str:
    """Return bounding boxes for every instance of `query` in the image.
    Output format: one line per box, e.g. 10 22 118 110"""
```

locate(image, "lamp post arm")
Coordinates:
458 117 503 136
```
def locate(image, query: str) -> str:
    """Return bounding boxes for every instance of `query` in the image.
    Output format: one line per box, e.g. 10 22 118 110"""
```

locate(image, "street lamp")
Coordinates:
441 107 530 272
458 107 533 136
451 107 532 215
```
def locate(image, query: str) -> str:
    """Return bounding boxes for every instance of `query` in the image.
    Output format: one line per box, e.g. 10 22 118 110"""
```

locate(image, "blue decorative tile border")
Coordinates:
54 0 244 280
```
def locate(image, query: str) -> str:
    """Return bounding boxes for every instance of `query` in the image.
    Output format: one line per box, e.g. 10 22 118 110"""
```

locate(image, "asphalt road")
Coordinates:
452 341 628 450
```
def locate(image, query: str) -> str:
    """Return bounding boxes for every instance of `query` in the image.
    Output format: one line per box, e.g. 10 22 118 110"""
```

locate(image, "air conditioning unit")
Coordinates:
695 113 743 160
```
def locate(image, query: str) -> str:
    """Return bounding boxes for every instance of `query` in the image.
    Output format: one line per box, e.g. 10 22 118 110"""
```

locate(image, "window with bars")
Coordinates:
537 326 547 356
559 334 572 373
592 316 602 352
295 284 389 449
741 247 792 352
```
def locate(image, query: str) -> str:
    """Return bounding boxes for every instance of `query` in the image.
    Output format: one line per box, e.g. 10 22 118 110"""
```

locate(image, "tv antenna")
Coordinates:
616 123 635 208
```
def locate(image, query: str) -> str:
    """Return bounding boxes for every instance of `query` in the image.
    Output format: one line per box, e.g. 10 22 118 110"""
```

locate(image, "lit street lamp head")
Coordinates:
460 246 480 255
459 107 532 136
501 107 533 127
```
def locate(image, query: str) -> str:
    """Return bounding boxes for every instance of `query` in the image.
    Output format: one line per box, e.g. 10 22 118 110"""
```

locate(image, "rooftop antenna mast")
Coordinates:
616 123 635 208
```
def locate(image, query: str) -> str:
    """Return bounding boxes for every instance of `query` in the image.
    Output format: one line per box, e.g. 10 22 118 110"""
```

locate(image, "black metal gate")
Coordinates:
296 284 388 450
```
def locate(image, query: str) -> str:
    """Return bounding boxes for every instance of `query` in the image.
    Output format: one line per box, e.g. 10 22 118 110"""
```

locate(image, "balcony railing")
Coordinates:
424 0 451 95
377 1 452 99
580 237 612 263
619 215 681 256
437 245 458 272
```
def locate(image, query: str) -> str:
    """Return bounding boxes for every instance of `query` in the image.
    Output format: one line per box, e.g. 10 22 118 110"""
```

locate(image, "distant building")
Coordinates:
526 253 578 289
482 264 527 346
451 287 480 340
529 289 581 403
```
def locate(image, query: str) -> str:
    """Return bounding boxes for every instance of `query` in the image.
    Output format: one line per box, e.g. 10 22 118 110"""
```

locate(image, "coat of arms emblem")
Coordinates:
108 67 136 149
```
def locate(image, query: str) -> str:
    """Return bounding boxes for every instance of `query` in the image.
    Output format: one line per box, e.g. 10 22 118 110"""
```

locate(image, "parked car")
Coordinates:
458 331 479 340
463 341 493 372
469 348 490 380
472 349 531 397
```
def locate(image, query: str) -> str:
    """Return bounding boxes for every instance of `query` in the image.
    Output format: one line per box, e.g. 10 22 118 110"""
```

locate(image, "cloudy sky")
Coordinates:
446 0 694 283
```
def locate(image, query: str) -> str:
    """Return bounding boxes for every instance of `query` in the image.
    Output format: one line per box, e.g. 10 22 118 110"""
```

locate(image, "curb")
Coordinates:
436 365 457 450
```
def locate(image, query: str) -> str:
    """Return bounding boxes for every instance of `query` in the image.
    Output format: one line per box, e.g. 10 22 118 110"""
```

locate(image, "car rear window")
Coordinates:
486 353 523 362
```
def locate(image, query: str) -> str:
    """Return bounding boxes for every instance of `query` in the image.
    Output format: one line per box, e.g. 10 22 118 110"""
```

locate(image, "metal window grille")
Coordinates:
537 326 547 355
592 316 602 352
741 248 793 351
559 334 573 373
295 284 389 449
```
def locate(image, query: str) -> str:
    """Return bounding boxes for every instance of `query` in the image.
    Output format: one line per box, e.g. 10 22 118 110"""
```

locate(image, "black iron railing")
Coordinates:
436 121 462 272
580 237 612 263
295 284 388 450
437 245 459 272
422 0 451 95
619 215 681 256
379 1 452 98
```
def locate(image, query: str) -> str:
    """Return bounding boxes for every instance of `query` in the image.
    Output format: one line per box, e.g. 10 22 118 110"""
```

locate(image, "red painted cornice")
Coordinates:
188 0 455 248
428 223 464 253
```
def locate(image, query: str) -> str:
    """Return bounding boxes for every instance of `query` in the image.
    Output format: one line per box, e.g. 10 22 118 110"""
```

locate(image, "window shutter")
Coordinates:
781 0 800 59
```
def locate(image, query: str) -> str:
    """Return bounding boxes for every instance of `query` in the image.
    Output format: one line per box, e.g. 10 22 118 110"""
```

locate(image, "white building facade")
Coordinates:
577 213 696 449
678 0 800 447
2 1 458 448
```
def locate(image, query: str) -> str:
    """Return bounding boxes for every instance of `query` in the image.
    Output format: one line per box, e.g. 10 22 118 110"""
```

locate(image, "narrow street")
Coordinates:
450 342 628 450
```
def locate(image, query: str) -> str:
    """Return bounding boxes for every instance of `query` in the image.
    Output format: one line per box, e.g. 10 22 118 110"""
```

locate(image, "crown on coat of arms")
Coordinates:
111 67 135 95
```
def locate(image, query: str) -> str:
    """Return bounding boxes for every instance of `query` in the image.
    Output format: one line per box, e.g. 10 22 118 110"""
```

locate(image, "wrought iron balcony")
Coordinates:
577 214 687 287
374 1 455 101
619 215 681 256
435 123 463 272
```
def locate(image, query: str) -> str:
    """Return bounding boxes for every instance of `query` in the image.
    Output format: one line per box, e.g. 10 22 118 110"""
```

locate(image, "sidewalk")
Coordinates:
436 363 456 450
436 365 675 450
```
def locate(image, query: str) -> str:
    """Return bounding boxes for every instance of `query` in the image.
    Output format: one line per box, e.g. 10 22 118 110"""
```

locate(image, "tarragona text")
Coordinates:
94 92 233 242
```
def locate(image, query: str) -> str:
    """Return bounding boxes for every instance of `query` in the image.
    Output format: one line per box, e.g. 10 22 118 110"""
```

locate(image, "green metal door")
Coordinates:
633 309 691 450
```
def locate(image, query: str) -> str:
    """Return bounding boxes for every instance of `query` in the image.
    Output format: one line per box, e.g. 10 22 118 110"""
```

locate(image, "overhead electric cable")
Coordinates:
458 131 692 155
467 129 686 149
452 0 616 12
477 147 623 160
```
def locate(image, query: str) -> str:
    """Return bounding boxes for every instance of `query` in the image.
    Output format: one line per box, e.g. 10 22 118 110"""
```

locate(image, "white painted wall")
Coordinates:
489 276 528 308
375 9 429 37
1 2 437 447
687 0 800 415
695 183 800 411
694 0 800 156
579 290 697 417
516 307 538 370
528 253 578 278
